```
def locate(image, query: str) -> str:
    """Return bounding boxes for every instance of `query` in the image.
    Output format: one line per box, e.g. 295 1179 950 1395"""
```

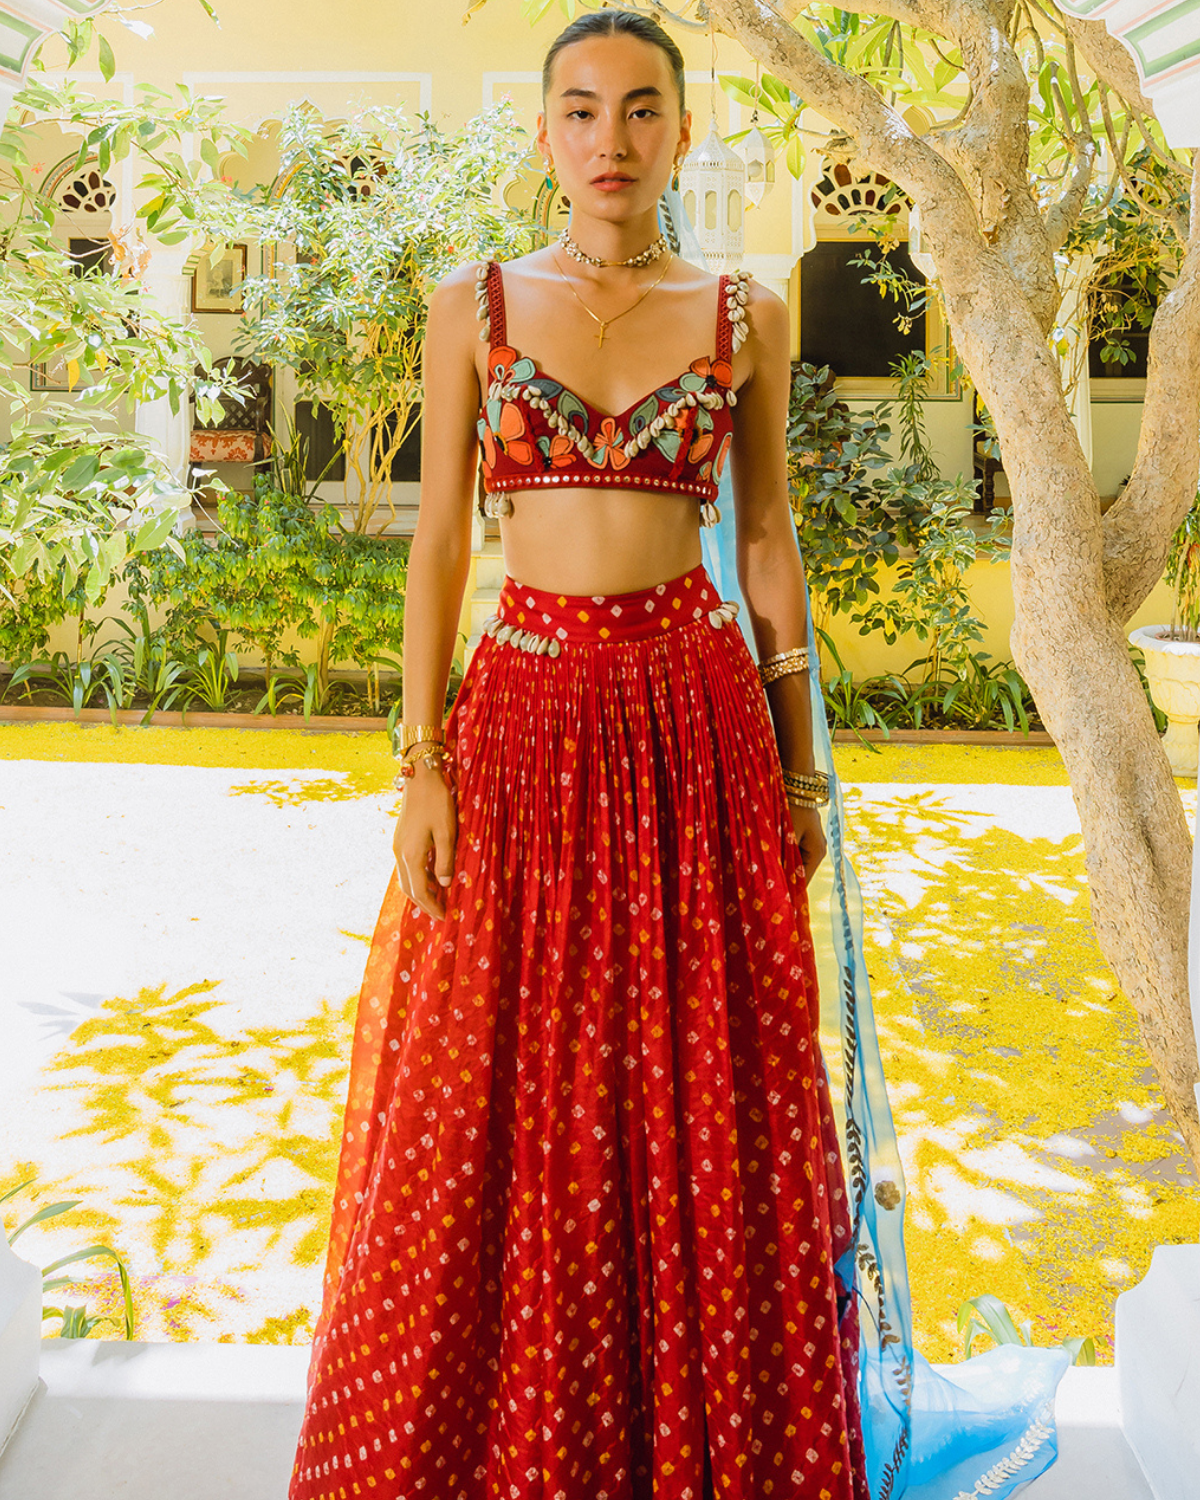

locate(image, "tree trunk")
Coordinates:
703 0 1200 1172
316 614 334 709
920 244 1200 1169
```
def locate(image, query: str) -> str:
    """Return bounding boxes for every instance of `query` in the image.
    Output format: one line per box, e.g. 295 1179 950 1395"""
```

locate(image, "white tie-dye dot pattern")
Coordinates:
290 565 866 1500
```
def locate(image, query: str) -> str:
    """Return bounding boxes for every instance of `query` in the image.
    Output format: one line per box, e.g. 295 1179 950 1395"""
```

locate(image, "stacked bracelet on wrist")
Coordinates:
393 722 449 791
781 767 830 810
758 647 810 687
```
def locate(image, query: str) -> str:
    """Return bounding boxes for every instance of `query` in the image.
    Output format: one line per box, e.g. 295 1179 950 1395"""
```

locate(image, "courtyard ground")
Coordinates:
0 724 1194 1361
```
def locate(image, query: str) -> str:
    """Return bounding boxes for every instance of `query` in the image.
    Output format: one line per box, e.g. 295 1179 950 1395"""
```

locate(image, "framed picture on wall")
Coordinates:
192 243 248 313
29 354 90 392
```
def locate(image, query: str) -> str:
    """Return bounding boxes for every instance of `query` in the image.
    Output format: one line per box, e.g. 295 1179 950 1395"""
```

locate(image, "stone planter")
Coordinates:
1129 625 1200 776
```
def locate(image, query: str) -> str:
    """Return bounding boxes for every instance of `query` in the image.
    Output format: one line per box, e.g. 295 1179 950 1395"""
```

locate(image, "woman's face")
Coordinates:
537 33 691 222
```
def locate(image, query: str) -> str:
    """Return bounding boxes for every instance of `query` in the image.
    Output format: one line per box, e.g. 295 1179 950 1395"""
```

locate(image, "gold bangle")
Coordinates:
397 722 445 756
781 768 829 805
399 741 448 768
400 744 449 770
758 648 810 686
785 791 823 810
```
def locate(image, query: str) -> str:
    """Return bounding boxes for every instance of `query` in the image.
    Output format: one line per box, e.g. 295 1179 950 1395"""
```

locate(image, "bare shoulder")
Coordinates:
429 259 487 309
743 276 789 348
426 261 490 356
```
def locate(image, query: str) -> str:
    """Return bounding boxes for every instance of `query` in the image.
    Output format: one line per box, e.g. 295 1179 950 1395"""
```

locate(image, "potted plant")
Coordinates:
1130 490 1200 775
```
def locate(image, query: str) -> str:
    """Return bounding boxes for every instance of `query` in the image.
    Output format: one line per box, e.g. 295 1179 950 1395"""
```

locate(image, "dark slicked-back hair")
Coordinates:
542 10 686 117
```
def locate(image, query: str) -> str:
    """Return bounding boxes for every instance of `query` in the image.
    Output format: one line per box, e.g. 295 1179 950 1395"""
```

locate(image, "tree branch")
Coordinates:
705 0 965 211
1054 7 1155 116
1044 46 1097 250
1103 152 1200 622
774 0 930 26
928 0 1060 325
1097 82 1189 242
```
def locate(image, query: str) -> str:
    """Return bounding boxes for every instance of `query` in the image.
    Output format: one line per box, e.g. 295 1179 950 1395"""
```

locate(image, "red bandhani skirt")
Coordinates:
290 563 867 1500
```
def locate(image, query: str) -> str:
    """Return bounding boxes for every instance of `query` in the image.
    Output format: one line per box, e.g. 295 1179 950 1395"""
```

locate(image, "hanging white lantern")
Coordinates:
735 119 775 208
679 119 745 272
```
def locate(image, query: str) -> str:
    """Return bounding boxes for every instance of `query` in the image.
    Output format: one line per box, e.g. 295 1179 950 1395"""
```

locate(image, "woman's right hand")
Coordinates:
393 763 458 920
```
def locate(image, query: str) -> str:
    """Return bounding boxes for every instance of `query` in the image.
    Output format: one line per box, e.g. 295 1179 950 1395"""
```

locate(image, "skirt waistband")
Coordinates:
485 563 740 653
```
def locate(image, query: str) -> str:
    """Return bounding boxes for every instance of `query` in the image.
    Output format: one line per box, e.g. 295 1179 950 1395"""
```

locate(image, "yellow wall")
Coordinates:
821 561 1177 679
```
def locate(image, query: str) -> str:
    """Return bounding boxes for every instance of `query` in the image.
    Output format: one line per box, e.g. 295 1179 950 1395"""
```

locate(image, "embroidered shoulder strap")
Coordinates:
718 268 752 364
474 260 507 350
716 273 732 366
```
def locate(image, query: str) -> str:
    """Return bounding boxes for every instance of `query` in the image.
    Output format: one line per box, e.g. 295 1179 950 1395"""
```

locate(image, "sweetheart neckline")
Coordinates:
480 345 728 426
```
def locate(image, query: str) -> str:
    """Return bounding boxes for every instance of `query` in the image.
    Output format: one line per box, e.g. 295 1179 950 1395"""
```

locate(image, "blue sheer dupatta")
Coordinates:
660 187 1071 1500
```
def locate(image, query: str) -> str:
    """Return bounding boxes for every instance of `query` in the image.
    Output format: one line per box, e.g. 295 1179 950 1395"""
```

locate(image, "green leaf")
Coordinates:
718 74 761 110
97 33 116 84
7 1200 83 1244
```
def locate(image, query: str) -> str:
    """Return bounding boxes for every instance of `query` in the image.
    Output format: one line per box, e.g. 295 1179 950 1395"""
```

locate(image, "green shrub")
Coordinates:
124 482 409 708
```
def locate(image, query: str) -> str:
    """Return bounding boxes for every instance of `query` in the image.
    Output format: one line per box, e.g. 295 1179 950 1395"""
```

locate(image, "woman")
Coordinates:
289 12 868 1498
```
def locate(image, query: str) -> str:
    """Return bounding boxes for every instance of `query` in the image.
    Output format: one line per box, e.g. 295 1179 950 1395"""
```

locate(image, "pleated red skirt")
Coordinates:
289 563 867 1500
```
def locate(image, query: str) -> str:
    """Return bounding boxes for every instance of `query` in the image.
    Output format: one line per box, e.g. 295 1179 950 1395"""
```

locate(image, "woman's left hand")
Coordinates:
789 802 827 882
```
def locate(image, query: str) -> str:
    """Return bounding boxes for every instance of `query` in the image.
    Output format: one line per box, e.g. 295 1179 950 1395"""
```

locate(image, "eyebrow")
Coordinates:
558 87 664 102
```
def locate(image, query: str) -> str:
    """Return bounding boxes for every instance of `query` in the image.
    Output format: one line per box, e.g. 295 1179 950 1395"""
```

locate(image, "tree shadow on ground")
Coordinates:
3 978 356 1342
836 788 1197 1362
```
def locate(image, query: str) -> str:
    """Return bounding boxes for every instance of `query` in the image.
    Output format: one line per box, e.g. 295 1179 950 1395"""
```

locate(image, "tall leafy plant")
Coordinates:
1164 490 1200 643
787 359 1006 677
229 102 537 538
1 77 248 609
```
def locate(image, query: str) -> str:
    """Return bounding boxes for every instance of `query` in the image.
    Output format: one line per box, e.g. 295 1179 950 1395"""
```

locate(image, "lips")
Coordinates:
592 174 633 185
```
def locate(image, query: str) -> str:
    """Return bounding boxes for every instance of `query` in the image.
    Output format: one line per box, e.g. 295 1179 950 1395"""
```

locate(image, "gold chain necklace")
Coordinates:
551 250 673 349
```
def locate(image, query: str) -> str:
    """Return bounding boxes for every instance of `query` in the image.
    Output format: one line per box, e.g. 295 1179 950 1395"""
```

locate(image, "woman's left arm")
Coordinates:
729 283 827 879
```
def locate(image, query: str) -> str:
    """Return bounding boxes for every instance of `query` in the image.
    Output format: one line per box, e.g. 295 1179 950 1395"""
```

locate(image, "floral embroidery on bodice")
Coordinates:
474 260 752 527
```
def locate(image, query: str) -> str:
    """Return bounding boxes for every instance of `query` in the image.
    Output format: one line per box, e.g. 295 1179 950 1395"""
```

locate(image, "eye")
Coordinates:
566 109 592 120
630 108 659 119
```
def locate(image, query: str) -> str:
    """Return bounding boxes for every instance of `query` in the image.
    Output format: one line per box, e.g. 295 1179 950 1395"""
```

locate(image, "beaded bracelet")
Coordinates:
393 746 449 791
758 647 810 686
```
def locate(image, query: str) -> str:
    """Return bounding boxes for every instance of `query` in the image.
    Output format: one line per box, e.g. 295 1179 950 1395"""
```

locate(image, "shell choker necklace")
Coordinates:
558 226 669 269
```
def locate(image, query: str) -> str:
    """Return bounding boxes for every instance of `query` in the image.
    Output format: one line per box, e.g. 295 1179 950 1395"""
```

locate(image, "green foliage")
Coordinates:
2 1177 135 1340
788 360 1008 678
0 75 251 605
0 568 84 665
1067 151 1190 373
817 630 1039 742
124 482 409 708
182 627 241 712
958 1293 1096 1367
229 102 537 533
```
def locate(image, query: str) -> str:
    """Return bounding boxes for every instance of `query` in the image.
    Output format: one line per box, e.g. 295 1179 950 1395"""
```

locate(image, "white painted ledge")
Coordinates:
1020 1366 1153 1499
0 1236 41 1463
0 1340 1162 1500
1116 1244 1200 1500
0 1341 310 1500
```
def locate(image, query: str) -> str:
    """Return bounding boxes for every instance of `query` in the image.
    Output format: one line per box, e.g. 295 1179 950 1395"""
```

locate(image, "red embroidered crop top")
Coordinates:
474 259 752 526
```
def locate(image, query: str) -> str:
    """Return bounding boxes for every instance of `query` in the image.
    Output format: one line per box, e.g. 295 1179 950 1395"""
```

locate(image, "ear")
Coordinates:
535 111 549 159
677 107 692 161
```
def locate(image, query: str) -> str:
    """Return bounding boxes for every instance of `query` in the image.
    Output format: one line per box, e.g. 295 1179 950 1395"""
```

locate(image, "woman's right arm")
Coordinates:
393 266 482 920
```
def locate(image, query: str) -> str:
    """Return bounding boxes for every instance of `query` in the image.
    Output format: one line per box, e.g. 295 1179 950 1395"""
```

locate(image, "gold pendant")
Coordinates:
595 321 608 348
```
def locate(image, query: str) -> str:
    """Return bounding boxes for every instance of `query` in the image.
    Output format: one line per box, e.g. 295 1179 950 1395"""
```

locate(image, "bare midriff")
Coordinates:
494 483 704 595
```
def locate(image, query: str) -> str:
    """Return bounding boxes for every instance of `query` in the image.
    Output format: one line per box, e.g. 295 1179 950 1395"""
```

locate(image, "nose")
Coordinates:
595 109 629 161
